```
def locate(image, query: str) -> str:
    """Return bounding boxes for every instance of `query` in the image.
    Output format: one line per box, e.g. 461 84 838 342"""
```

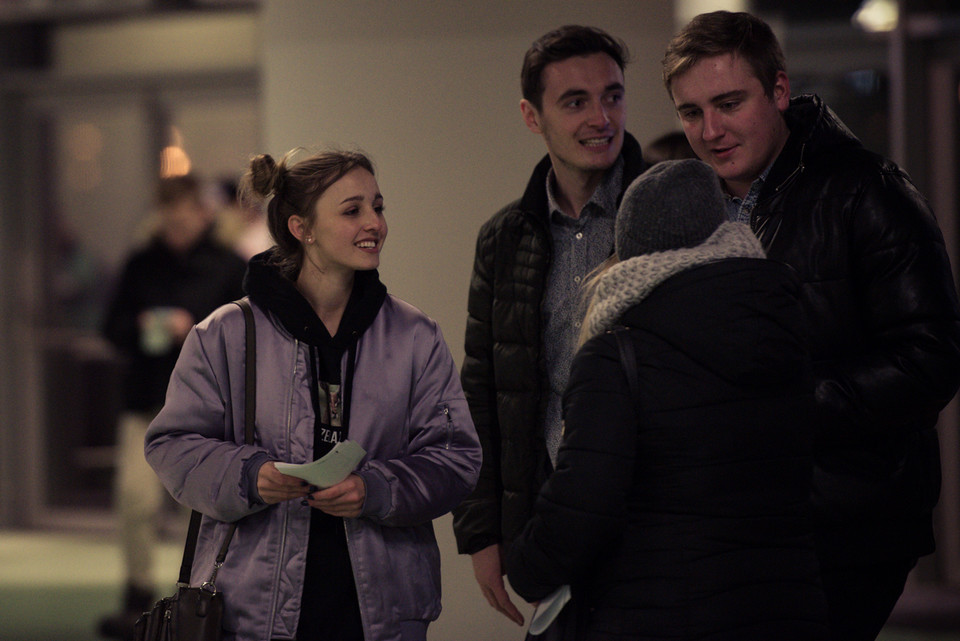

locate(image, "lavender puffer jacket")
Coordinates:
145 296 481 641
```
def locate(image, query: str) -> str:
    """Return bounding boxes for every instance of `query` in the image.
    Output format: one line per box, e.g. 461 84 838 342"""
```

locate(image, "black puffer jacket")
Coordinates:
451 134 646 554
755 94 960 565
507 258 828 640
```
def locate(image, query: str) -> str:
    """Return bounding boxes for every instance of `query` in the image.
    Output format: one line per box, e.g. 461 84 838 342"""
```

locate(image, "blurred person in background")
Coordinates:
212 177 273 261
98 173 247 640
642 130 696 165
507 159 828 640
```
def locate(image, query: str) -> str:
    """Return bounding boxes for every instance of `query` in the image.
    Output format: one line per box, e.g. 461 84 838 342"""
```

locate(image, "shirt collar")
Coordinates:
546 156 624 222
723 162 773 204
722 163 774 223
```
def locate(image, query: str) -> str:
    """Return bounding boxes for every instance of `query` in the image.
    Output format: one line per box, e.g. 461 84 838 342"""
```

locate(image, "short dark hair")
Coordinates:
521 25 629 111
662 11 786 99
155 174 201 208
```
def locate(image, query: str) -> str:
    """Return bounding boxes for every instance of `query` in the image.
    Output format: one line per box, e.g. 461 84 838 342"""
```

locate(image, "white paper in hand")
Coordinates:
274 440 366 488
528 584 571 636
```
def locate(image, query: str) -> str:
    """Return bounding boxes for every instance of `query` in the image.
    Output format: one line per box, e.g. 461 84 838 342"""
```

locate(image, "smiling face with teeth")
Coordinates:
291 167 387 279
520 52 625 195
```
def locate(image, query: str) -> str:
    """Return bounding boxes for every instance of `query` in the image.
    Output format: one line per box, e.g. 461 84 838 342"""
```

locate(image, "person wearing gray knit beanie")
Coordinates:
615 158 725 261
507 153 829 638
577 159 765 343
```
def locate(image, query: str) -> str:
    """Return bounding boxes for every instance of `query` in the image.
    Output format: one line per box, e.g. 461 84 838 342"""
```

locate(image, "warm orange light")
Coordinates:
852 0 899 33
160 125 191 177
160 145 191 177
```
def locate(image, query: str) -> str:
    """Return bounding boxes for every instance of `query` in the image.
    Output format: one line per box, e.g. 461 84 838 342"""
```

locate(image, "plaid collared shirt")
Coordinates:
723 165 771 225
541 157 623 464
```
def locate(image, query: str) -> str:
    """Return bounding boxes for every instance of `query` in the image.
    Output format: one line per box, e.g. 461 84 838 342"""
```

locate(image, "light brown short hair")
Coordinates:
662 11 786 99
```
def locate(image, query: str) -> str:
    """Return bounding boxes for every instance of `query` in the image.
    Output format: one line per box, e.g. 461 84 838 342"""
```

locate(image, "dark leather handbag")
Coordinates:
134 298 257 641
134 570 226 641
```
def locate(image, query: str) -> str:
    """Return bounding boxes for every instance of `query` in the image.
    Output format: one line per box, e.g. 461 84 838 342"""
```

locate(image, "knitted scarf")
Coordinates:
582 222 766 342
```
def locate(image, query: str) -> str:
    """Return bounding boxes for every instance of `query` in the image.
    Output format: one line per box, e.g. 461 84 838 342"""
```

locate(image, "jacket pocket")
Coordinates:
380 523 442 621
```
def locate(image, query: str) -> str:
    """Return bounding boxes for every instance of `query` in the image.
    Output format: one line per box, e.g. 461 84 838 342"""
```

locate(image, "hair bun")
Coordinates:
250 153 281 197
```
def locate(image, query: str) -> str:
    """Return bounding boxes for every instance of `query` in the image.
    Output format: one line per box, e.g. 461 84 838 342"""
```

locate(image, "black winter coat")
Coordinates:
507 258 828 640
756 95 960 565
452 134 647 554
103 231 248 412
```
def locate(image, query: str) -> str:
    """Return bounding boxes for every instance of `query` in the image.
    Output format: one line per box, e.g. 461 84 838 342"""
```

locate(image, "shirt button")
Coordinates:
575 232 583 240
574 276 581 283
575 322 582 328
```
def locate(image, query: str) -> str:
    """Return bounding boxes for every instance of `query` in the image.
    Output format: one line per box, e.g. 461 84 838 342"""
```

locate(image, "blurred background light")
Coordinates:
853 0 899 33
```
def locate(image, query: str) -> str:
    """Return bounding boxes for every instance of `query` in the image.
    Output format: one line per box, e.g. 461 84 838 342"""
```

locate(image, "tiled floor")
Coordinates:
1 528 958 641
0 529 180 641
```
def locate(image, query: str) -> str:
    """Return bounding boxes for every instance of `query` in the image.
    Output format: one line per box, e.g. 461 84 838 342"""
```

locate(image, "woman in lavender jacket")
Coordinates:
145 149 481 641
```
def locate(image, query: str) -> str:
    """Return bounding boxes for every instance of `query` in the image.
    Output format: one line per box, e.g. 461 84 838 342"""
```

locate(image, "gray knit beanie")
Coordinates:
615 158 726 260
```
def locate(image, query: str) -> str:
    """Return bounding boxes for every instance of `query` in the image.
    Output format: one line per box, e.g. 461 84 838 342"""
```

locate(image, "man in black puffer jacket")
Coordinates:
451 25 647 629
663 10 960 641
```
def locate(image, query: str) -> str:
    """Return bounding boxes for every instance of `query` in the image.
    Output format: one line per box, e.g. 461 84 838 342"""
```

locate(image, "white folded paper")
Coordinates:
274 440 366 489
528 584 571 636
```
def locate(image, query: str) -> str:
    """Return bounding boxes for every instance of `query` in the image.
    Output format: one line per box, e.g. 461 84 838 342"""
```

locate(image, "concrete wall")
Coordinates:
262 0 679 363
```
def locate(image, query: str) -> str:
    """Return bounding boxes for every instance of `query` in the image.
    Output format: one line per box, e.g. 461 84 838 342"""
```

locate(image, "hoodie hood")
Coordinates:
243 247 387 348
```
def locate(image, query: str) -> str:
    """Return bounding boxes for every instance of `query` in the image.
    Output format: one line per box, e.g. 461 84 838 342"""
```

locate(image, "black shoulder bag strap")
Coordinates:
176 298 256 587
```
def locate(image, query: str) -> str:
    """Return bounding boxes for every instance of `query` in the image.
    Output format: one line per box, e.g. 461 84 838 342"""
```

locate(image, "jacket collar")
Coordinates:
243 248 386 349
764 94 863 197
146 226 218 259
